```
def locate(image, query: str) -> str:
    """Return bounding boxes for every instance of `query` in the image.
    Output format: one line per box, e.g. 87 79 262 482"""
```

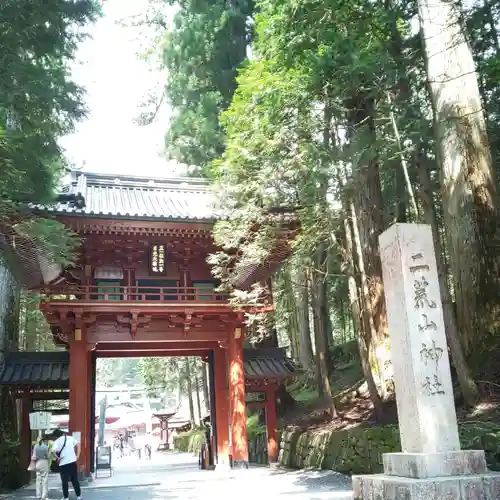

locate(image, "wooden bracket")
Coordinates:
116 313 151 339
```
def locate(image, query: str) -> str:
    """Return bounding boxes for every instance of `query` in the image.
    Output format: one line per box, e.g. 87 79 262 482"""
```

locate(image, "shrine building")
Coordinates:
0 171 297 476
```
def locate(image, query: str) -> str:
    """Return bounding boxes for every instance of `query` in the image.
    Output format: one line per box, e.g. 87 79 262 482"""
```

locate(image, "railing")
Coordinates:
40 285 229 303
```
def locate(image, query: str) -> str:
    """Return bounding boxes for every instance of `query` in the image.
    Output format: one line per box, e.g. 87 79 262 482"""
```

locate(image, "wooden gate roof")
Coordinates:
0 351 69 389
243 347 297 380
34 171 226 222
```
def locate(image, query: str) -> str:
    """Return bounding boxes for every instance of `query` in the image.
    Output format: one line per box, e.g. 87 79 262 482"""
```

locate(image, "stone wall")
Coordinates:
248 433 268 464
248 431 283 465
278 422 500 474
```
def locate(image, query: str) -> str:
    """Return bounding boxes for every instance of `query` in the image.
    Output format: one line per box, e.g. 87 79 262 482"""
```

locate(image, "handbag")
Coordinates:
27 447 37 472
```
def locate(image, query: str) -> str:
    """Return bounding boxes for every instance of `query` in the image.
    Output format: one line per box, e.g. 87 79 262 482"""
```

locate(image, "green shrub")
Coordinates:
173 428 204 453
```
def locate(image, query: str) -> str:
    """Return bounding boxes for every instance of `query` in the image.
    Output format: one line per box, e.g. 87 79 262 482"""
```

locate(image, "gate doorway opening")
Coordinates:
92 353 214 473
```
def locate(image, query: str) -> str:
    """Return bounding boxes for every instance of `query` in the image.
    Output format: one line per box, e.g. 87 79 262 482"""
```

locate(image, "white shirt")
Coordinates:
52 435 78 466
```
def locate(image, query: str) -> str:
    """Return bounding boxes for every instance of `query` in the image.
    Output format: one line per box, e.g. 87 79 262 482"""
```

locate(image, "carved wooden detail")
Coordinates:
116 313 152 338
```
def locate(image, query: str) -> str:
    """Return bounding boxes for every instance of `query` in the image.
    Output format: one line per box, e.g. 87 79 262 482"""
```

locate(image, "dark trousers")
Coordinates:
59 461 81 498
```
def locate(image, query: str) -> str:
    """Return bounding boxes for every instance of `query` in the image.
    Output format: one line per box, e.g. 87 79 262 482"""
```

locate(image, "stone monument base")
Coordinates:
353 472 500 499
353 450 500 499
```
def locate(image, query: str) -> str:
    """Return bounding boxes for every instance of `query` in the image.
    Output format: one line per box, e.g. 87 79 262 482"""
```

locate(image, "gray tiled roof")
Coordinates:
243 347 298 380
35 171 224 221
0 351 69 388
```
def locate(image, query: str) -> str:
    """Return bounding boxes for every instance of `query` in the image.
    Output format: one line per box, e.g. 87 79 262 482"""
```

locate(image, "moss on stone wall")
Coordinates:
278 422 500 475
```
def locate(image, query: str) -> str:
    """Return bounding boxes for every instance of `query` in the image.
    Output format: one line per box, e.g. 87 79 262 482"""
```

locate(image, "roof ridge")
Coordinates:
76 170 211 186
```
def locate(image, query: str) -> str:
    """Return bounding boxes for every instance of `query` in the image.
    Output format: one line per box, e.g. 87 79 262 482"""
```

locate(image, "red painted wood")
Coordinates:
265 387 278 463
214 347 230 467
58 216 214 235
97 350 209 358
41 285 229 303
95 341 220 351
228 330 249 465
85 327 228 344
68 339 91 474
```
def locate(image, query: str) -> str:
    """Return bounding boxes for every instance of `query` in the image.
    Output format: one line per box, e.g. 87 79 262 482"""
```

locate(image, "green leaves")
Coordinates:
161 0 253 173
0 0 100 270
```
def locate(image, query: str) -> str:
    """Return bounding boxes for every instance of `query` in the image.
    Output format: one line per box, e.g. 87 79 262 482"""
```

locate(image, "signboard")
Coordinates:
29 412 52 430
245 392 266 404
95 445 112 478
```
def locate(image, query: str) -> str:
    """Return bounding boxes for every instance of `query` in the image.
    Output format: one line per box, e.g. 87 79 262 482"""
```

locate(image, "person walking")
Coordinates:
51 429 82 500
30 435 51 500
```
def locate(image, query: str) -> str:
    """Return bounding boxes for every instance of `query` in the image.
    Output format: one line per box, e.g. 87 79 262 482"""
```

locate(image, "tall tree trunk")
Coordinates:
294 268 314 373
194 373 202 424
339 205 384 419
275 270 299 360
184 358 196 426
310 267 338 418
313 245 333 377
0 258 21 490
201 363 210 413
418 0 500 360
346 93 390 396
416 150 479 406
349 200 388 401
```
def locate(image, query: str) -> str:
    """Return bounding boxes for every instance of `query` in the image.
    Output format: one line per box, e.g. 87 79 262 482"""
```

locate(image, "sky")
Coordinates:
59 0 180 177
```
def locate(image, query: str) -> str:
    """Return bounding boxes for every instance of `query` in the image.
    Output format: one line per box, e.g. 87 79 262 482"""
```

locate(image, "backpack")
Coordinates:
35 443 49 460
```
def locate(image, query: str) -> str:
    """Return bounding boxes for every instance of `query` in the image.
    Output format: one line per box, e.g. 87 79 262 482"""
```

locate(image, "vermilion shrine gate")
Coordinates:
0 171 297 476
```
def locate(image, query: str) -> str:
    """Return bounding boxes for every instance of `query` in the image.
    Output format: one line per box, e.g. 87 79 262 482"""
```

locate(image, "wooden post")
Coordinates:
228 327 249 468
213 346 230 468
20 393 32 473
69 333 91 475
265 386 278 463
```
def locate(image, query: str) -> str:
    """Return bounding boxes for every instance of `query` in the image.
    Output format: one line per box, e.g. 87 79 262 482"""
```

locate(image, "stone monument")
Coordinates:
352 223 500 499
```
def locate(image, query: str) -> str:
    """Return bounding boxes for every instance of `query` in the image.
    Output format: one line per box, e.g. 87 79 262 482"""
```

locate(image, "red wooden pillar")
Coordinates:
214 346 230 468
228 327 249 468
69 332 91 475
85 345 94 474
265 386 278 463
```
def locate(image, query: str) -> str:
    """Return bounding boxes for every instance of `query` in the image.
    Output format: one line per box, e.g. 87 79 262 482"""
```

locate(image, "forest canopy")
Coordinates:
133 0 500 416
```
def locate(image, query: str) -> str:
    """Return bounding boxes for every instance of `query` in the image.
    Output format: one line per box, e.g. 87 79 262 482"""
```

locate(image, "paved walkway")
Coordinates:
3 451 353 499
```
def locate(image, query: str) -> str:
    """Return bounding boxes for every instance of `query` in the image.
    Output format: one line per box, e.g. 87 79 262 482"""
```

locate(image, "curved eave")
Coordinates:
230 239 295 290
31 207 226 225
0 233 63 289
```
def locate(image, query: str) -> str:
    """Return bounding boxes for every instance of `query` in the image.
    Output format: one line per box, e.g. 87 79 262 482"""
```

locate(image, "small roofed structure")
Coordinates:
244 347 297 386
0 351 69 391
243 347 298 463
152 410 177 450
0 351 70 473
